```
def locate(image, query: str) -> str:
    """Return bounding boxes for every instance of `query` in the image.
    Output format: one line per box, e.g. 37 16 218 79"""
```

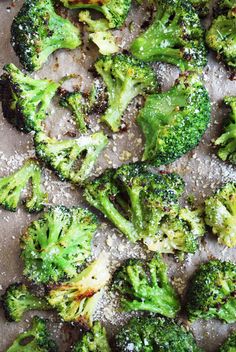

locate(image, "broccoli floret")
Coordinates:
190 0 211 16
186 259 236 323
61 0 132 29
112 254 180 317
20 206 98 284
0 159 47 212
94 54 158 132
114 315 202 352
219 331 236 352
130 0 207 71
1 283 51 322
0 64 59 133
6 316 58 352
11 0 81 72
47 254 110 327
205 183 236 248
137 73 211 166
72 321 111 351
34 131 108 184
215 97 236 163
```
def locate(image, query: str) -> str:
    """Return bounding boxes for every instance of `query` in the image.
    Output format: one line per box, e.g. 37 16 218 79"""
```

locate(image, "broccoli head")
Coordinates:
20 206 98 284
0 64 59 133
1 283 51 322
6 316 58 352
130 0 207 71
11 0 81 72
34 131 108 184
219 331 236 352
114 315 202 352
94 54 158 132
215 97 236 163
190 0 210 16
112 254 180 317
205 182 236 248
47 254 110 327
186 259 236 323
137 73 211 166
72 321 111 351
0 159 47 212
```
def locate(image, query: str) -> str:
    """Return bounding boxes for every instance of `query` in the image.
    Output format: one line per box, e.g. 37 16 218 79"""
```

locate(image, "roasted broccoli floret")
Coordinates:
137 73 211 166
6 316 58 352
186 259 236 323
219 331 236 352
48 254 110 327
190 0 210 16
205 183 236 248
115 315 202 352
20 206 98 284
34 131 108 184
1 283 51 322
11 0 81 72
130 0 207 71
112 255 180 317
0 64 59 133
215 97 236 163
94 54 158 132
206 1 236 69
0 159 47 212
72 321 111 351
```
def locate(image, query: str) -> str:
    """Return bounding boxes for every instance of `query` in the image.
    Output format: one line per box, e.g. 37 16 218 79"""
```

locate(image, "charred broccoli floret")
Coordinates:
114 315 202 352
1 283 51 322
190 0 210 16
94 54 158 132
137 73 211 166
0 64 59 133
48 255 110 327
215 97 236 163
186 259 236 323
0 159 47 212
130 0 207 71
6 316 58 352
11 0 81 72
20 206 98 284
72 321 111 351
219 331 236 352
112 255 180 317
205 183 236 248
34 131 108 184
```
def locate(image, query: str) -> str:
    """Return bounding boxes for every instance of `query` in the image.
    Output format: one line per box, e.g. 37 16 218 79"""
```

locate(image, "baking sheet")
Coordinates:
0 0 236 351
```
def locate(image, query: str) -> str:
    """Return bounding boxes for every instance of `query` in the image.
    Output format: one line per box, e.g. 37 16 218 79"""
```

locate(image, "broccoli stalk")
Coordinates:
215 97 236 163
130 0 207 71
6 316 58 352
0 159 47 212
112 255 180 317
94 54 158 132
11 0 81 72
219 331 236 352
20 206 98 284
47 254 110 327
0 64 59 133
1 283 51 322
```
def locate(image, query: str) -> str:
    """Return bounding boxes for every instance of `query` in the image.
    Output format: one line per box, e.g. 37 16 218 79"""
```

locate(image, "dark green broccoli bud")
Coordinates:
72 321 111 351
34 131 108 184
94 54 158 132
215 97 236 163
20 206 98 284
130 0 207 71
60 0 132 29
190 0 211 16
112 254 180 317
137 73 211 166
11 0 81 72
0 159 47 212
205 182 236 248
6 316 58 352
0 64 59 133
219 331 236 352
1 283 51 322
186 259 236 323
115 315 202 352
48 255 110 326
219 0 236 12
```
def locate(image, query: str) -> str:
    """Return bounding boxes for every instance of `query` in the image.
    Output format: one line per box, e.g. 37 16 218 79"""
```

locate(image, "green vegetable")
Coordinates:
219 331 236 352
190 0 210 16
